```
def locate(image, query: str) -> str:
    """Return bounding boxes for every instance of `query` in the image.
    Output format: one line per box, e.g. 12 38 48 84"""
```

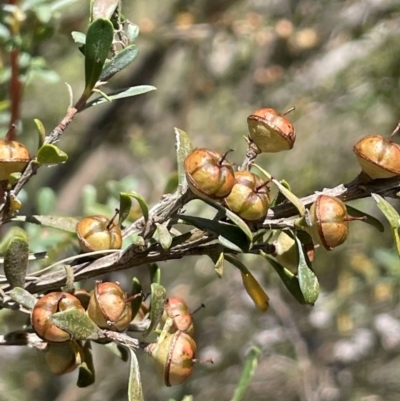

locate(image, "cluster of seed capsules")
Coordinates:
30 284 197 385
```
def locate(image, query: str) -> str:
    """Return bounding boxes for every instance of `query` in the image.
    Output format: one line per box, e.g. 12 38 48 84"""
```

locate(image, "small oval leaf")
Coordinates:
4 235 29 288
100 44 138 81
294 235 319 304
12 215 79 233
143 283 167 337
9 287 37 310
84 18 114 94
36 144 68 164
50 308 103 340
86 86 156 108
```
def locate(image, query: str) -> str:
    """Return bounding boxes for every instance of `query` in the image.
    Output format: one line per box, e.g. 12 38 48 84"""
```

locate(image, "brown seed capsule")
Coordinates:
162 297 194 337
224 171 270 221
0 139 30 182
31 292 85 342
247 108 295 153
76 215 122 253
353 135 400 179
87 281 132 331
308 195 363 250
145 331 197 386
184 148 235 199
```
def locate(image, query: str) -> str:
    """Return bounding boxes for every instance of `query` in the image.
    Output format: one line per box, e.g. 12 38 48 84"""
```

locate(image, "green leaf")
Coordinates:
119 191 149 227
86 85 156 108
143 283 166 337
346 204 385 232
77 341 96 387
50 308 103 340
12 215 79 233
91 0 119 20
100 45 138 81
174 127 193 195
105 342 130 361
231 346 261 401
218 235 244 253
372 194 400 257
36 187 56 215
294 235 319 304
128 348 144 401
225 255 269 312
201 198 253 243
33 118 45 148
177 214 250 252
131 277 143 318
155 223 172 250
36 144 68 164
9 287 37 310
149 263 161 285
0 227 27 252
261 252 306 304
4 235 29 288
84 18 114 94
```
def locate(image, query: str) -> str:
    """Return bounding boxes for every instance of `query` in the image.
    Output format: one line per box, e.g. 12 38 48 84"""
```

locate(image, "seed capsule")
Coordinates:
184 148 235 199
247 108 295 153
224 171 270 221
353 135 400 179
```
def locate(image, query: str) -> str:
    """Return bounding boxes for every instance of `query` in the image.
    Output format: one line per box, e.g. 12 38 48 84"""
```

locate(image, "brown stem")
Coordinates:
9 49 22 131
283 106 295 116
218 149 234 166
4 125 16 142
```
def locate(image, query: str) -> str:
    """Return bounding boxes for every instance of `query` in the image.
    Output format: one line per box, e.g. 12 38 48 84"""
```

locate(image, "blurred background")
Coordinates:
1 0 400 400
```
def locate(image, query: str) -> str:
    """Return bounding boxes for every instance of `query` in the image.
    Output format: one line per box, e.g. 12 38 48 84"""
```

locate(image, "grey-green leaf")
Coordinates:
231 346 261 401
100 45 138 81
12 215 79 233
4 235 29 289
50 309 103 340
86 85 156 108
84 18 114 94
294 235 319 304
9 287 37 310
143 283 166 337
128 348 144 401
174 127 193 195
